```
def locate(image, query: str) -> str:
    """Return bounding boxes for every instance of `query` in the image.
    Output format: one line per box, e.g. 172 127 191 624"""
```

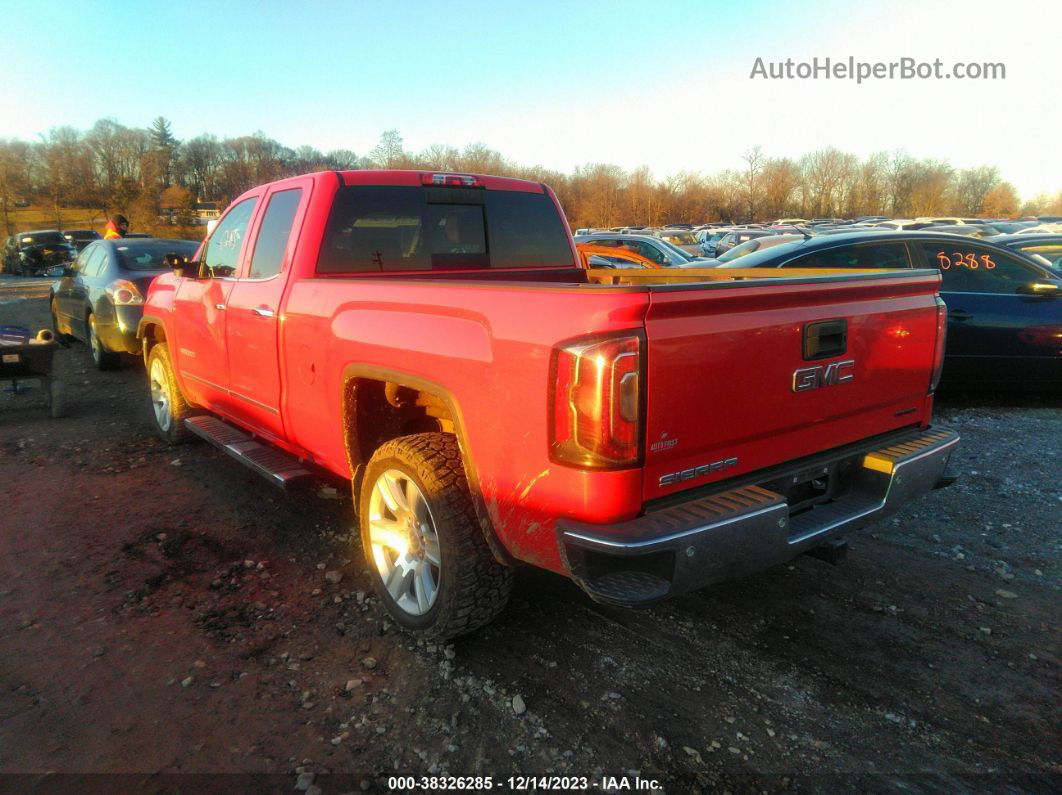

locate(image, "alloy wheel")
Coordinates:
149 357 172 432
88 316 102 364
367 469 442 616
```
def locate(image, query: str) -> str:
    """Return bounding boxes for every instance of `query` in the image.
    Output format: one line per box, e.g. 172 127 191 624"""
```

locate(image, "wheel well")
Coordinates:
342 376 512 567
140 323 166 366
343 377 456 470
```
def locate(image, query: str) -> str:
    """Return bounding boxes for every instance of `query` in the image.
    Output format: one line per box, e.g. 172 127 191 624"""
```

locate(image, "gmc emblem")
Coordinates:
792 359 855 392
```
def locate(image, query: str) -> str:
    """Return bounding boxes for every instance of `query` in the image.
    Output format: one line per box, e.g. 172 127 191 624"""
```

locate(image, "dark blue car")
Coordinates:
716 230 1062 389
50 237 199 369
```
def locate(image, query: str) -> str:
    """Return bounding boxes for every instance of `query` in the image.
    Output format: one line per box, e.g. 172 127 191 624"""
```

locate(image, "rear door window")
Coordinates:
248 188 303 279
72 245 94 273
783 242 911 269
918 242 1048 293
82 246 107 277
624 240 668 265
116 241 199 271
317 186 574 272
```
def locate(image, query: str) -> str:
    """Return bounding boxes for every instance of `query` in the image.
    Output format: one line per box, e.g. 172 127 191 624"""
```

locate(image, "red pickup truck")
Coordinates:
138 170 958 639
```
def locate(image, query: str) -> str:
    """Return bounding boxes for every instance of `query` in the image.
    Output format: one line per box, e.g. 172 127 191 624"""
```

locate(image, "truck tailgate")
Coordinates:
642 271 942 502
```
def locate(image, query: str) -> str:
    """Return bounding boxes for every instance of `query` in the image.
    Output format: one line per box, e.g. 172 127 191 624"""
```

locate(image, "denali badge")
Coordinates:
792 359 855 392
659 457 738 487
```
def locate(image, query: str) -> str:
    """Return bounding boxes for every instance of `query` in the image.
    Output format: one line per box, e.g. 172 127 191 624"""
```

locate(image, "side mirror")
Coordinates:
171 258 199 279
164 253 190 274
587 255 616 269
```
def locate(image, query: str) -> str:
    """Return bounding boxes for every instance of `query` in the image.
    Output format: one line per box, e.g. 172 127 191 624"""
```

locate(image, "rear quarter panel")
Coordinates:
281 279 650 573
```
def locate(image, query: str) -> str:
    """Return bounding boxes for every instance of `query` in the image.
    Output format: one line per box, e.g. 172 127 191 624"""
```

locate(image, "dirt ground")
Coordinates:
1 283 1059 793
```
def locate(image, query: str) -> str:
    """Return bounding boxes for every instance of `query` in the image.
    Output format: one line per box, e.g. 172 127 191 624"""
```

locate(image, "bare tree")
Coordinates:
955 166 1000 216
0 139 31 235
368 130 406 169
456 142 509 175
36 127 96 227
760 158 801 220
4 116 1056 237
180 134 222 199
801 147 858 218
742 145 764 222
907 160 954 216
980 182 1020 218
570 163 625 229
325 149 364 170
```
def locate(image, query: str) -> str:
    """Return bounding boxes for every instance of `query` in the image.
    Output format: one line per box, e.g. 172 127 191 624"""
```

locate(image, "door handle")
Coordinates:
215 303 226 311
252 307 275 318
948 310 973 321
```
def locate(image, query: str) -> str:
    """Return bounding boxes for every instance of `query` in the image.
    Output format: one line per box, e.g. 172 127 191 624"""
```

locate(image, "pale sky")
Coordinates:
2 0 1059 198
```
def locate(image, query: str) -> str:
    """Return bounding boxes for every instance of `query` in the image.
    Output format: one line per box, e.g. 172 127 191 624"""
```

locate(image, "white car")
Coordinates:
876 219 933 230
913 217 982 225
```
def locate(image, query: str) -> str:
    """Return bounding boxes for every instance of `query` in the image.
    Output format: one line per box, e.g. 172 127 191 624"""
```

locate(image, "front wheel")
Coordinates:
358 433 513 639
146 343 193 444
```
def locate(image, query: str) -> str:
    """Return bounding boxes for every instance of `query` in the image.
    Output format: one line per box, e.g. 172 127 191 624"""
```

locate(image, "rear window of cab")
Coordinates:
317 186 574 272
116 240 199 270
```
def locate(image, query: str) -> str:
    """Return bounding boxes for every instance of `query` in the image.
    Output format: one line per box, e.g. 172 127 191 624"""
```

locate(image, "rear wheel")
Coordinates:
50 298 70 342
358 433 513 639
87 313 118 370
146 343 192 444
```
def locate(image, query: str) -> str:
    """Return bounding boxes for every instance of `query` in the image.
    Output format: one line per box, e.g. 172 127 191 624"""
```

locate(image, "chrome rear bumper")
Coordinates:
557 428 959 607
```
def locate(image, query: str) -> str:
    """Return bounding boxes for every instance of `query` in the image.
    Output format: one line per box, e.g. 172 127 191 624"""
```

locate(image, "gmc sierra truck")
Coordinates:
138 170 958 639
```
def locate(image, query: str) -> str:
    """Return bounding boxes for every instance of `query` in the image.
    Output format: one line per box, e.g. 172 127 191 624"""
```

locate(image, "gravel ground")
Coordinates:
0 285 1059 793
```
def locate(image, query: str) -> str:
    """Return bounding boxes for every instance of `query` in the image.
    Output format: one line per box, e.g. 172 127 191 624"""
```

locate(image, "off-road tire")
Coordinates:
358 432 513 639
146 342 193 444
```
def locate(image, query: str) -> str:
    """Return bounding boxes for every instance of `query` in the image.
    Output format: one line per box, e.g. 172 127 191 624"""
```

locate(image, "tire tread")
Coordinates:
147 343 193 444
361 432 513 640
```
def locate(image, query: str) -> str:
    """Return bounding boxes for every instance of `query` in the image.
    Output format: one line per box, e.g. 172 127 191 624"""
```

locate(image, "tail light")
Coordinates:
929 296 948 392
106 279 143 306
421 173 482 187
550 333 644 469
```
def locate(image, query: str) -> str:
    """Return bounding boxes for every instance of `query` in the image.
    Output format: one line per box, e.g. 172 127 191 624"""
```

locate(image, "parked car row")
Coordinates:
579 222 1062 388
578 215 1056 260
709 230 1062 389
573 232 712 267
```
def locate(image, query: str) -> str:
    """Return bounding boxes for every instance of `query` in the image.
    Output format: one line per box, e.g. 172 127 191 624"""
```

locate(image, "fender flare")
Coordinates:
136 314 168 340
137 314 170 367
340 364 513 567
